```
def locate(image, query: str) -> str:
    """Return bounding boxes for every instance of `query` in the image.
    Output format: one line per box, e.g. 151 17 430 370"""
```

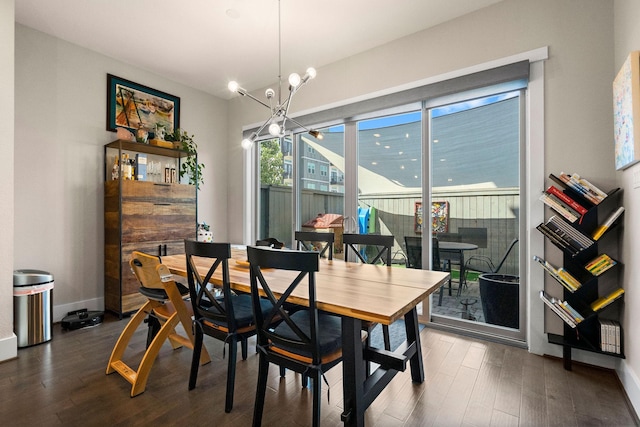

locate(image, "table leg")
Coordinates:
404 308 424 382
457 250 466 297
341 316 366 427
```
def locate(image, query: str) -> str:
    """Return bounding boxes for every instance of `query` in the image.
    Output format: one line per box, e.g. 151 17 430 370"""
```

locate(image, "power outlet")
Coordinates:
634 169 640 189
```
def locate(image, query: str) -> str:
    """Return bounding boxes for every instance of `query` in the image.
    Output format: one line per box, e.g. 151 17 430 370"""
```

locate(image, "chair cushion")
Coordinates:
139 281 189 301
271 310 342 358
202 294 273 330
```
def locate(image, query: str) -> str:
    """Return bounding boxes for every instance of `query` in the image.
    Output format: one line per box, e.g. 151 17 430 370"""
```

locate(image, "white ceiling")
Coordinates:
15 0 503 99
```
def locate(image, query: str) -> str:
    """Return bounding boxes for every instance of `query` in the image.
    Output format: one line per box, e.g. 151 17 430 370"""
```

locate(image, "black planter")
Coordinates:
478 273 519 329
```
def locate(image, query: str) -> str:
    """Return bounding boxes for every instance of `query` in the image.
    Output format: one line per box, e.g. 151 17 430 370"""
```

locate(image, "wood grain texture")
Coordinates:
104 179 196 316
0 318 636 426
162 251 449 325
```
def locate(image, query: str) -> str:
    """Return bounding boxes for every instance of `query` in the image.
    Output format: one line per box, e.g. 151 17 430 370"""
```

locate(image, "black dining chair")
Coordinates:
247 246 343 427
295 230 334 260
185 240 274 413
255 237 285 249
464 238 519 277
404 236 452 306
343 233 394 353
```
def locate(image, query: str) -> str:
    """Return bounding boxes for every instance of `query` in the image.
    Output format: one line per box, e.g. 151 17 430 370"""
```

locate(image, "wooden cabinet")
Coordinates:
536 173 624 370
104 140 196 316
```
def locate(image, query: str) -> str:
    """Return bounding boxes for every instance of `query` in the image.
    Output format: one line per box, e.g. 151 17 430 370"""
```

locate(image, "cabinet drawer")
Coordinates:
120 180 195 202
121 201 196 243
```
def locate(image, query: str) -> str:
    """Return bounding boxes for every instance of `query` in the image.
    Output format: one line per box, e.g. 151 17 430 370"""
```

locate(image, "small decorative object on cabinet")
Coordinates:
535 172 624 370
104 139 197 317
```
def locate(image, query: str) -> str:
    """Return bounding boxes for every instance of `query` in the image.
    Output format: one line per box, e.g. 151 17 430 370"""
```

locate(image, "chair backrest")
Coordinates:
458 227 488 248
130 251 164 290
255 237 285 249
247 246 322 363
343 233 394 265
492 238 519 273
435 232 461 243
432 237 443 271
404 236 422 269
295 230 334 260
184 240 236 330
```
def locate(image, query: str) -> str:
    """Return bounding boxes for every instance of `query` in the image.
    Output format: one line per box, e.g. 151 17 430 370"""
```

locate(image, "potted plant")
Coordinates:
165 128 205 190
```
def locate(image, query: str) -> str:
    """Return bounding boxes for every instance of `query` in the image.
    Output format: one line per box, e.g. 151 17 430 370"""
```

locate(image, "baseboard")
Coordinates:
53 297 104 322
0 333 17 362
617 360 640 424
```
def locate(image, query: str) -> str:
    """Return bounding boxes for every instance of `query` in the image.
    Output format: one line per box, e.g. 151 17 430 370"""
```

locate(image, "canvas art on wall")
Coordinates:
613 51 640 170
107 74 180 134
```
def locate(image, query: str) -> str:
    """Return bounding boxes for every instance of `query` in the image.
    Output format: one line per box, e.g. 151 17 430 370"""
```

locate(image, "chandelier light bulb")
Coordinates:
288 73 301 87
241 138 253 150
306 67 317 79
228 81 239 92
265 88 275 99
268 123 281 136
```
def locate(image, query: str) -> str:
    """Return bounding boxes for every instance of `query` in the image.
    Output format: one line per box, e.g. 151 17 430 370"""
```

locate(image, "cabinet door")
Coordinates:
119 181 196 313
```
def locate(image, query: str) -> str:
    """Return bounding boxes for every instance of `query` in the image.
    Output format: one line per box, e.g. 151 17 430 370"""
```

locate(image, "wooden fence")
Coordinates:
260 185 520 275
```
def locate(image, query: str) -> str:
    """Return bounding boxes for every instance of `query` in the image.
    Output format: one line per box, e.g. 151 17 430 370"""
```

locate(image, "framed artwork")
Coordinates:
106 74 180 133
613 51 640 170
414 201 449 234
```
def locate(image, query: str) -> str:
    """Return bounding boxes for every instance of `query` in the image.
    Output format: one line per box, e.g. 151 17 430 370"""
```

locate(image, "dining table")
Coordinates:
438 241 478 297
162 246 449 427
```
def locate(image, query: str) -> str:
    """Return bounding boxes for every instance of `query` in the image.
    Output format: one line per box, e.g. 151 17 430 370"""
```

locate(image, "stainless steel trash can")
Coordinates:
14 269 54 348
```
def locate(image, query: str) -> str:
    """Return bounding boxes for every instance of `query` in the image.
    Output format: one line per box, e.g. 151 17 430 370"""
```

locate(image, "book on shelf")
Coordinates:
546 185 588 215
585 254 617 276
559 300 584 323
533 255 581 291
547 215 594 250
599 319 621 354
536 223 579 255
556 172 607 205
590 288 624 312
592 207 625 240
539 192 582 223
539 290 579 328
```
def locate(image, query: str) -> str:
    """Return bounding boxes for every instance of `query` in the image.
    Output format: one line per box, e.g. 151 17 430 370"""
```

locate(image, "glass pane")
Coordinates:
296 126 345 251
355 111 422 259
258 137 293 245
430 92 521 330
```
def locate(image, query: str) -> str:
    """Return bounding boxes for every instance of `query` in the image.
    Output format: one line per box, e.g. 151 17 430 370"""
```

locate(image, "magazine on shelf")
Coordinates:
585 254 617 276
532 255 580 291
548 215 594 249
539 290 578 328
556 172 606 205
546 185 588 214
536 223 579 255
539 192 581 223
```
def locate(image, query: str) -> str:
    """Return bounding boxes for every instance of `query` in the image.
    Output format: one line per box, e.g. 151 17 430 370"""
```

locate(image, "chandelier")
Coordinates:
228 0 322 149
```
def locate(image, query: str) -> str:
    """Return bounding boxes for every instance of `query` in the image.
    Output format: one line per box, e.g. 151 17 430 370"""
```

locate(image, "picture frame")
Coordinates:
414 201 449 234
106 74 180 134
613 51 640 170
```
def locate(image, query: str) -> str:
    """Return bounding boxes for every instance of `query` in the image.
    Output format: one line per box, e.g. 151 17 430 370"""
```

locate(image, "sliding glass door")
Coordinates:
252 73 528 343
428 90 524 341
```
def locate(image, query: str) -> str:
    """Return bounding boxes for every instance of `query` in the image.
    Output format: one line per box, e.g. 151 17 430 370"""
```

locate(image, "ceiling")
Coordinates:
15 0 503 99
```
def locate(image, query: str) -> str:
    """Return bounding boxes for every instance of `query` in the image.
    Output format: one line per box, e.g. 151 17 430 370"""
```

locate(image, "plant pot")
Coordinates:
478 273 519 329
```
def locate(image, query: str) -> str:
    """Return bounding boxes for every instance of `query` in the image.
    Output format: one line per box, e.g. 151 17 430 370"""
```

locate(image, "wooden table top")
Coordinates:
162 248 449 326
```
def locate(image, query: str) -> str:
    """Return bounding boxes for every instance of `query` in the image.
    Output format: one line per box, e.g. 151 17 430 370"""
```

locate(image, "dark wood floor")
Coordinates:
1 313 637 426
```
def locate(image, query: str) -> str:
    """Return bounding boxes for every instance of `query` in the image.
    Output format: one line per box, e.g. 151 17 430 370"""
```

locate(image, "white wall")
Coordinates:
0 0 17 361
613 0 640 416
10 25 228 327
